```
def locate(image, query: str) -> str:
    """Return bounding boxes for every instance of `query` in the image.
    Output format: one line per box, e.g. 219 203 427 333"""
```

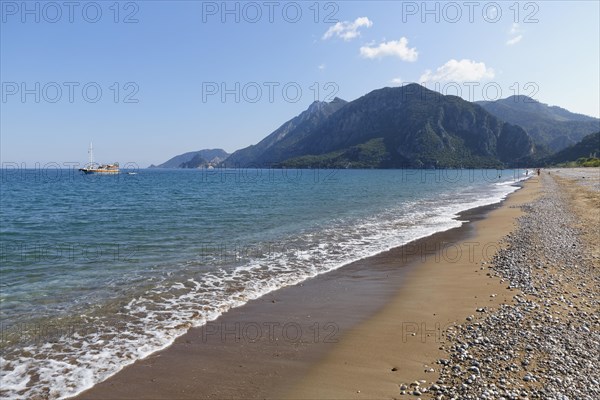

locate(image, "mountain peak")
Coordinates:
401 82 423 89
307 100 327 113
223 95 348 167
502 95 539 104
307 97 347 113
151 148 229 168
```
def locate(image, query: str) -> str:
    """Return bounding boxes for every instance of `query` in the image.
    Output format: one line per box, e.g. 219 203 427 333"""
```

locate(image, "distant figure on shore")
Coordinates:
537 168 541 176
526 169 529 176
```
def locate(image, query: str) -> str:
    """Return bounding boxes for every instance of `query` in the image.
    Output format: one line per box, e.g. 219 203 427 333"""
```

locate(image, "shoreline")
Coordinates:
281 177 540 399
75 179 534 399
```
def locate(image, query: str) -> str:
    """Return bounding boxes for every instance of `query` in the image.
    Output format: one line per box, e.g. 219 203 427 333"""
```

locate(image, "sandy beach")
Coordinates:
75 168 599 399
282 176 542 399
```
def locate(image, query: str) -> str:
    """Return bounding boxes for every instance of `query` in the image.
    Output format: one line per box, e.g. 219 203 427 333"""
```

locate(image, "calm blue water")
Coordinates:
0 168 526 398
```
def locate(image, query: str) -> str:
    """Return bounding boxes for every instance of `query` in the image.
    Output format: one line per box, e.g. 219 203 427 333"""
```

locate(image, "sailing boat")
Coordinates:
78 142 119 174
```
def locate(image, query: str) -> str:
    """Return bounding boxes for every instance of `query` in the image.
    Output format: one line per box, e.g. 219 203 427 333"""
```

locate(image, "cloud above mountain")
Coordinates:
506 23 523 45
359 37 418 61
419 59 495 83
322 17 373 41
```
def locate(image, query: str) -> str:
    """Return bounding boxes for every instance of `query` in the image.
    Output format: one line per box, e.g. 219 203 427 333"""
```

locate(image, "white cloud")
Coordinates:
322 17 373 41
419 59 495 83
506 23 523 46
318 64 326 70
391 77 403 85
359 37 418 62
506 35 523 45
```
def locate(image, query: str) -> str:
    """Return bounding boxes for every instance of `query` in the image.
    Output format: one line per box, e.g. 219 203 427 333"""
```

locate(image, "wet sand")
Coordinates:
75 177 540 400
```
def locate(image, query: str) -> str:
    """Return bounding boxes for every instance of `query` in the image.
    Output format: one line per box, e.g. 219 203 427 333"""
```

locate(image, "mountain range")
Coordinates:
224 84 535 168
149 149 229 168
151 84 599 169
477 96 599 152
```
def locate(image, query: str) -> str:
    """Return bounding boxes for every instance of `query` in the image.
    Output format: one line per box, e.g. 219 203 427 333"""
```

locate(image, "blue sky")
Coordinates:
1 1 599 166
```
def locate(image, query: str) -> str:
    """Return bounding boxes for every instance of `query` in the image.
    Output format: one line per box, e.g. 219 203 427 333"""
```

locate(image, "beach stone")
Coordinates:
402 174 600 400
468 366 480 375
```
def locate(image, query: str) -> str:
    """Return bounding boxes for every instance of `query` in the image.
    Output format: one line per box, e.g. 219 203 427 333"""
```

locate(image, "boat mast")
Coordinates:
89 142 94 168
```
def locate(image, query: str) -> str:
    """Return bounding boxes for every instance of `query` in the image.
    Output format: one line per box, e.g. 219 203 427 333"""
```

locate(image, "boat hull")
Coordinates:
78 169 119 174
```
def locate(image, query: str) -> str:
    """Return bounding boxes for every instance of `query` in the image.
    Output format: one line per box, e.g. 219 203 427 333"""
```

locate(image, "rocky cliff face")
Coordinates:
223 97 348 167
239 84 536 168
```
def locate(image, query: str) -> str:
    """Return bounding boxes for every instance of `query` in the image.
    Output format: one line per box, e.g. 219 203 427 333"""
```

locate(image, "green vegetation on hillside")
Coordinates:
281 138 389 168
553 158 600 168
542 132 600 167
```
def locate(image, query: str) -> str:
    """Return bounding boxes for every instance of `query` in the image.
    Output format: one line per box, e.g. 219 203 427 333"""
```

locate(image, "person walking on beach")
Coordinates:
537 168 541 176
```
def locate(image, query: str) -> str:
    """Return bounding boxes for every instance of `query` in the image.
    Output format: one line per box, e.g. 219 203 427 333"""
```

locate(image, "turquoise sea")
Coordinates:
0 167 527 399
